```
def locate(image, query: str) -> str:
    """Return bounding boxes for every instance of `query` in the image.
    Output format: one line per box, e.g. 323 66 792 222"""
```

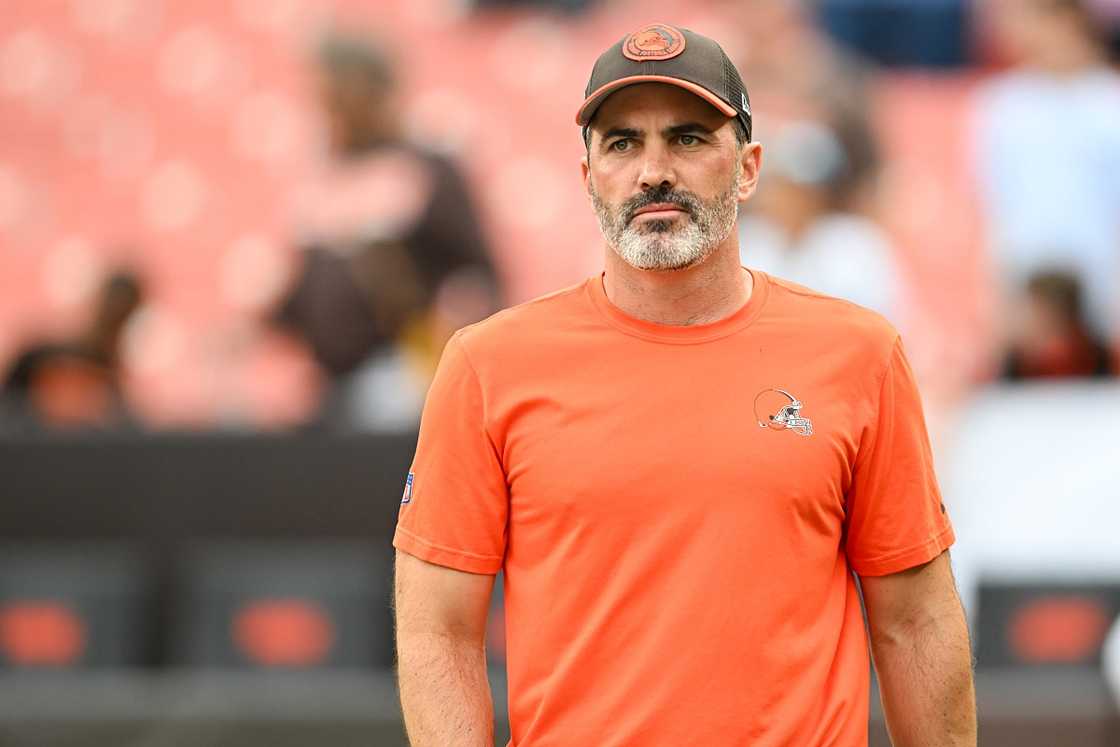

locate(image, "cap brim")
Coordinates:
575 74 738 126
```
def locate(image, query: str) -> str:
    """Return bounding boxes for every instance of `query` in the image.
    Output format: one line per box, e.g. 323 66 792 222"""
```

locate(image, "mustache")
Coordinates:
623 188 699 224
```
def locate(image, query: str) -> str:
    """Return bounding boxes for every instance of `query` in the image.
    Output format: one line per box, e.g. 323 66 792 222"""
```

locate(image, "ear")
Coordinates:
580 154 592 199
736 142 763 203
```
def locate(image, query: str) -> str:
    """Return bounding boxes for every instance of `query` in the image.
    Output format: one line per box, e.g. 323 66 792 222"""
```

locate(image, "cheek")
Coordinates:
684 162 736 200
589 161 632 200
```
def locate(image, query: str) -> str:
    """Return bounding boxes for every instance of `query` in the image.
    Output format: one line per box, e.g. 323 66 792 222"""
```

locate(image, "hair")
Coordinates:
1026 268 1086 325
102 270 142 305
583 114 749 151
317 31 395 91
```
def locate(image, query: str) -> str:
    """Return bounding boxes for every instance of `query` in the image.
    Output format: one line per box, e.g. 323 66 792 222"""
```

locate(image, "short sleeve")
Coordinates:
392 331 508 574
845 337 955 577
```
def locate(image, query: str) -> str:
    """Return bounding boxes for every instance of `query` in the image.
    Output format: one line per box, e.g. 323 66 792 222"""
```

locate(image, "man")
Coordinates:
1000 269 1115 380
394 24 975 746
2 269 142 430
974 0 1120 340
738 119 903 325
275 30 499 428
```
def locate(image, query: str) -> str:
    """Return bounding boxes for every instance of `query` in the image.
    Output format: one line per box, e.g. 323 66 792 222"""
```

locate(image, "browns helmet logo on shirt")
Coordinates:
754 388 813 437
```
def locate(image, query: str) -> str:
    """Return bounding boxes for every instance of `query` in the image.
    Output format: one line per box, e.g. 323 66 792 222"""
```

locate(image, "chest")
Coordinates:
494 349 866 543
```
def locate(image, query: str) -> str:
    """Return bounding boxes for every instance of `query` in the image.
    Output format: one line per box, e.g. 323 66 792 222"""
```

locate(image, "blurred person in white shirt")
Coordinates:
974 0 1120 339
739 120 904 325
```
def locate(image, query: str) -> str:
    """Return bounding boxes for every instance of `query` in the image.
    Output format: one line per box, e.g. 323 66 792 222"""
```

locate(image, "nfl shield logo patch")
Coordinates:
401 472 414 504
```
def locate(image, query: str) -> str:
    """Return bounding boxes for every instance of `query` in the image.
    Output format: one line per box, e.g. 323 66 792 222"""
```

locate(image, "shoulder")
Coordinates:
451 279 590 360
761 272 899 358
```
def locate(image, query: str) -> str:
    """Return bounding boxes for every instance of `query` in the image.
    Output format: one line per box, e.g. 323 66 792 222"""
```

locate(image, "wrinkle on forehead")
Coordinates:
589 83 733 144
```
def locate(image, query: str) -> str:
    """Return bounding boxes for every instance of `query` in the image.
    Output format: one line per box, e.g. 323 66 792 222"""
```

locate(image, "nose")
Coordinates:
636 142 675 192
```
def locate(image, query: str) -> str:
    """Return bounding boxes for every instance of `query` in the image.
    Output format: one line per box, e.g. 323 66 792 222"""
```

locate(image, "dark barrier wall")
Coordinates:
0 432 415 542
0 432 414 671
1 433 1119 746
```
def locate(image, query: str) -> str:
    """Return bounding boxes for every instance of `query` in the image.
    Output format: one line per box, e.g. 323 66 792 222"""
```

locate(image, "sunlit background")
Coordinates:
1 0 1119 744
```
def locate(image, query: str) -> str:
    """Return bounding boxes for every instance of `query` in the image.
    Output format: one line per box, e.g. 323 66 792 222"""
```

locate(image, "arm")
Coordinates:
860 550 976 746
394 549 496 747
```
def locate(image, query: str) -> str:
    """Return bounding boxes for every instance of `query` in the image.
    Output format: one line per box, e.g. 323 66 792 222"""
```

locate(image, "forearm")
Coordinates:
870 610 976 746
397 631 494 747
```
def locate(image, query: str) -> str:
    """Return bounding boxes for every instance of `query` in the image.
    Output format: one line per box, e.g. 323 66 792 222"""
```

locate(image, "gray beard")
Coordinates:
590 170 740 271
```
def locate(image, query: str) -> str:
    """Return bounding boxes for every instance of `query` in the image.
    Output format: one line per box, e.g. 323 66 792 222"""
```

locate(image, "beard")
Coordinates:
589 165 741 271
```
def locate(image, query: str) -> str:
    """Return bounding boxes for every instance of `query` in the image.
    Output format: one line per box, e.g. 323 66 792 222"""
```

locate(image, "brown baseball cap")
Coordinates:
576 23 752 142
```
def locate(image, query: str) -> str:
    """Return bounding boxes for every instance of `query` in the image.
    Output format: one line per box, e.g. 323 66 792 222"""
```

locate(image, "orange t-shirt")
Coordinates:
393 269 954 747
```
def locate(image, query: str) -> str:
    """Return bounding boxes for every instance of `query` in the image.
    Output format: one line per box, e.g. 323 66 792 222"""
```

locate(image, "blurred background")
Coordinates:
1 0 1119 744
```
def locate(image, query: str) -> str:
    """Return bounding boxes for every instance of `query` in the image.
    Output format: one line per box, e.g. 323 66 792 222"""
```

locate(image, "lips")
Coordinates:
633 202 686 217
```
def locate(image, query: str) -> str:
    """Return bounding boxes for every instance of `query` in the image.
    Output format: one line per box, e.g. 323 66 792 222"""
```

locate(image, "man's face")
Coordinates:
317 71 392 153
581 83 757 271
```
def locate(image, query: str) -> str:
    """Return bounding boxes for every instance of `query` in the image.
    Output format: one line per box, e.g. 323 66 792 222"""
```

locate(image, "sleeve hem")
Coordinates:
393 526 503 575
850 523 956 577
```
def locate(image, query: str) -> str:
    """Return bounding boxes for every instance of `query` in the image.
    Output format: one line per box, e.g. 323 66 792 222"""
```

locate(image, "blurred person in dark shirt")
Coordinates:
275 30 500 429
1 270 143 430
1001 269 1115 380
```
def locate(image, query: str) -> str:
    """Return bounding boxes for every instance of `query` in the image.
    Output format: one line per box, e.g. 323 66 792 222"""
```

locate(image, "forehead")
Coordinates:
590 82 731 133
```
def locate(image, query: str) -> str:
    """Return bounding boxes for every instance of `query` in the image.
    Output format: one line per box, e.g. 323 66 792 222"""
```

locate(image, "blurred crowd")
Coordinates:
2 0 1119 434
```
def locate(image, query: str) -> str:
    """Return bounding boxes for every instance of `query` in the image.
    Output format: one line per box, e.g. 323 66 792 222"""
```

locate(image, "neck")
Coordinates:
79 325 119 360
602 243 752 326
340 126 397 157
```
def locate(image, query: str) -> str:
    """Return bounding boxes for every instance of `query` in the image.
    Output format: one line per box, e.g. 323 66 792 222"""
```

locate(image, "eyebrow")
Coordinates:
664 122 714 137
599 122 716 144
601 126 640 142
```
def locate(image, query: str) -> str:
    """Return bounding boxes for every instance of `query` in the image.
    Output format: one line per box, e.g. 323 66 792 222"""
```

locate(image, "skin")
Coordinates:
317 69 400 156
754 173 830 245
990 0 1105 74
394 551 495 747
395 81 976 746
580 83 762 326
862 552 978 746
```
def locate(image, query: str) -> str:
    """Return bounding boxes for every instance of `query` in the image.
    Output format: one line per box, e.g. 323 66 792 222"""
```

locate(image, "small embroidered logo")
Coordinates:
623 24 686 61
754 388 813 437
401 472 414 504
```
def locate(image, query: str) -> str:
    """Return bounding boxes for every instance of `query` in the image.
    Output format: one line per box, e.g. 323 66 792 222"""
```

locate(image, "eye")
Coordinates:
678 134 699 146
610 139 632 152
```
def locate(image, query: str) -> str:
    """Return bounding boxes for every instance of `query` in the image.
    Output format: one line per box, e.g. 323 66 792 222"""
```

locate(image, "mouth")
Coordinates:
630 203 688 222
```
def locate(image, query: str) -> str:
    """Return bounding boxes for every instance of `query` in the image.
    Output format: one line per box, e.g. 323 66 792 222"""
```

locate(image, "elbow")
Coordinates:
868 606 968 651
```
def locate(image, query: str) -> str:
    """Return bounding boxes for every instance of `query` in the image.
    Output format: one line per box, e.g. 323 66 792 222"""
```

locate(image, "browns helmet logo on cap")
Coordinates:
622 24 686 61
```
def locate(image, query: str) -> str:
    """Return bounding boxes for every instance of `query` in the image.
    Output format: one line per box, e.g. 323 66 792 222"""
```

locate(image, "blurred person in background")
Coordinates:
1000 268 1115 380
1 270 143 431
974 0 1120 341
739 120 905 324
1085 0 1120 60
727 0 882 211
274 30 500 430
